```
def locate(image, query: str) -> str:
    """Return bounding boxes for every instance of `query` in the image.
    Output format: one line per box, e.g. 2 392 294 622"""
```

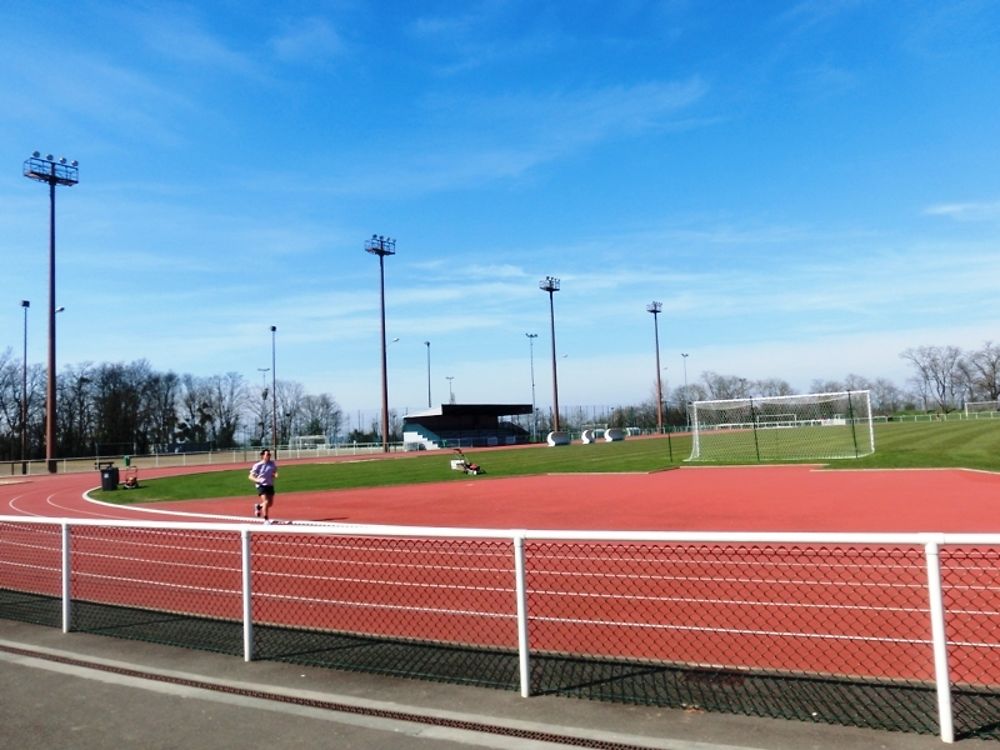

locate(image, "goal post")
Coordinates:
288 434 329 450
965 400 1000 417
687 390 874 462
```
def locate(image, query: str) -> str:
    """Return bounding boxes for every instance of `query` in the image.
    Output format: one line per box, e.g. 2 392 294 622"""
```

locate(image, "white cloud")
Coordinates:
270 18 346 63
925 200 1000 222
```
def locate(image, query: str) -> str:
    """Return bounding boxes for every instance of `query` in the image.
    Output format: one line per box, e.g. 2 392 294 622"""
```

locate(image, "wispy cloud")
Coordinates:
327 78 710 194
270 17 346 63
129 8 259 75
925 200 1000 221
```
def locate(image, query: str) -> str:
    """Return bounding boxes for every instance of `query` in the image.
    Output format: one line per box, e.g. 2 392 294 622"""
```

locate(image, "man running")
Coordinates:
249 448 278 523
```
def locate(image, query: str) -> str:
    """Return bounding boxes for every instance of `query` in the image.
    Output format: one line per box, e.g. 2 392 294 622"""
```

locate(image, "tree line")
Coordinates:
1 342 996 460
0 354 344 461
603 341 1000 431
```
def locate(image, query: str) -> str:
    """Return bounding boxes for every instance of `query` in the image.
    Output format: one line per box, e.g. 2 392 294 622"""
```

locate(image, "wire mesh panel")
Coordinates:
68 526 245 654
940 545 1000 740
0 521 63 626
522 540 941 733
688 391 874 462
250 532 521 687
3 517 1000 741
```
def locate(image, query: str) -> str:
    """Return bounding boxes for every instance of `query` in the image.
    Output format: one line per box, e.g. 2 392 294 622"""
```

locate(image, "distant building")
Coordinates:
402 404 532 450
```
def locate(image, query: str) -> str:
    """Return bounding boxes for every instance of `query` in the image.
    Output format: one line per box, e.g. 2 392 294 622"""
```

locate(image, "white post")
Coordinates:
242 529 253 662
513 532 531 697
925 540 954 743
61 523 71 633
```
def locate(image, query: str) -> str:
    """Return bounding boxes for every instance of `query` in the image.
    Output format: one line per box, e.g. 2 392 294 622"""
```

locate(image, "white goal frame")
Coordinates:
688 390 875 462
964 400 1000 417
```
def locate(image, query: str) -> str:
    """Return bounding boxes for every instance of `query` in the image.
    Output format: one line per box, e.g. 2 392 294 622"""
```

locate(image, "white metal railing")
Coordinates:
2 516 999 743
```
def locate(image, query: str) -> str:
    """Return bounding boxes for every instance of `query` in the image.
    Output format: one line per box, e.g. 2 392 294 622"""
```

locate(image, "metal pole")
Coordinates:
924 540 955 743
378 253 389 450
21 300 29 474
526 333 538 442
539 277 561 433
365 235 395 453
648 302 663 433
681 353 689 428
270 325 278 455
24 154 78 473
46 180 57 473
425 341 431 408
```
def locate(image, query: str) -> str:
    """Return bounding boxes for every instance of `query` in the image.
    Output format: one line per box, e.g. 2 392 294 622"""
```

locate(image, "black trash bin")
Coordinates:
100 465 119 491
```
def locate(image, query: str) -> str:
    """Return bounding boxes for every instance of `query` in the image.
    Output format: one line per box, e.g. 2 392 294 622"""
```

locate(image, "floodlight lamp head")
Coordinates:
32 151 40 158
270 325 277 332
647 301 662 314
21 300 30 308
538 276 560 293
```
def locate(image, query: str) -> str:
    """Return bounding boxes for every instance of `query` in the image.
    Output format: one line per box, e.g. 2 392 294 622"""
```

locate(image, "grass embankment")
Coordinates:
94 419 1000 505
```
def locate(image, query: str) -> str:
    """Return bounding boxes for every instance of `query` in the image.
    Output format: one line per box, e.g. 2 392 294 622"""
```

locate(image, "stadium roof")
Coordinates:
403 404 532 420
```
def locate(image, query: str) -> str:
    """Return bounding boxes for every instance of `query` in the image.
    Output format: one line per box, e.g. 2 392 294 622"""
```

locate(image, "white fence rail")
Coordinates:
2 517 999 743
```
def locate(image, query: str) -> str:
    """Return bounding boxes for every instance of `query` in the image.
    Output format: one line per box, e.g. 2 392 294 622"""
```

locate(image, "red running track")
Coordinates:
5 462 1000 531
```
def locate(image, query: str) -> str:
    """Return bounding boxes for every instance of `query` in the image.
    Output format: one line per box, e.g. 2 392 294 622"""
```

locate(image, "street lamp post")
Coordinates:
365 234 395 453
681 353 690 429
424 341 431 408
525 333 538 441
257 368 270 445
446 376 454 404
539 277 561 433
20 300 30 474
23 152 79 473
270 325 278 455
647 302 664 433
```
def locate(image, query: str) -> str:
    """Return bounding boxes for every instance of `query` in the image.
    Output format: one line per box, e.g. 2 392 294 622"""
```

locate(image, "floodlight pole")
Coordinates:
23 153 79 473
539 277 561 433
647 302 664 433
365 234 395 453
257 368 270 444
525 333 538 441
20 300 30 474
681 353 690 429
424 341 432 408
270 325 278 456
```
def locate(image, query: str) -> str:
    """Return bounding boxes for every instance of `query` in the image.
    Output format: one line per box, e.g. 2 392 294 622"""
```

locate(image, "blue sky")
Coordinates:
3 1 1000 415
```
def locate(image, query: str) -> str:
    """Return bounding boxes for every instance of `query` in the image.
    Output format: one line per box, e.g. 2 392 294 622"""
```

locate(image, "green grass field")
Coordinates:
94 419 1000 505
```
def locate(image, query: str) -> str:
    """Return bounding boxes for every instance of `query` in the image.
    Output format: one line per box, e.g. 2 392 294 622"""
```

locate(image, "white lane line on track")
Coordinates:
6 493 45 517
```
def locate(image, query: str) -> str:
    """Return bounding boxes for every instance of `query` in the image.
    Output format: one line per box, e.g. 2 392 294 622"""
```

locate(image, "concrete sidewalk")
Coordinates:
0 619 984 750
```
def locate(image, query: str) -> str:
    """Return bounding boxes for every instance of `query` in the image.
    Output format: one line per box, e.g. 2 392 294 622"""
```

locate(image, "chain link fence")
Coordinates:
1 519 998 742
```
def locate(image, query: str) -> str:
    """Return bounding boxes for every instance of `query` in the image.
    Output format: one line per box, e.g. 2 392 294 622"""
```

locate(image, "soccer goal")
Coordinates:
687 390 874 462
288 434 329 450
965 400 1000 418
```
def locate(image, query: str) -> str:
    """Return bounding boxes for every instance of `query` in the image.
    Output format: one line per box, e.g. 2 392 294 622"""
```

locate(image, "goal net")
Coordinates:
965 400 1000 417
288 434 329 450
688 390 874 462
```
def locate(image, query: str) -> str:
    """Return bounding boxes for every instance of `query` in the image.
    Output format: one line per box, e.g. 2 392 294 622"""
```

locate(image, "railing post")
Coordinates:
61 522 71 633
513 532 531 697
925 539 955 743
241 528 253 662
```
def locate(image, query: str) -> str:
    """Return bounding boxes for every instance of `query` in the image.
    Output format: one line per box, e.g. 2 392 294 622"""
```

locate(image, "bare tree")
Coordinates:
299 394 344 439
870 377 905 414
965 341 1000 401
702 371 749 400
900 345 964 412
754 378 795 397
